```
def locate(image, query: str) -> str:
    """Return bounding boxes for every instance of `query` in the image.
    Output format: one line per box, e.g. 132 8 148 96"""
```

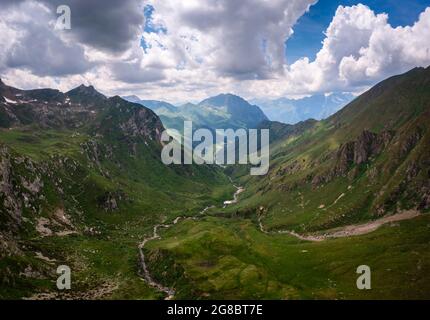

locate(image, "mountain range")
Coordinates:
141 66 430 299
125 92 354 131
251 92 355 124
123 93 268 133
0 78 232 299
1 66 430 300
243 67 430 230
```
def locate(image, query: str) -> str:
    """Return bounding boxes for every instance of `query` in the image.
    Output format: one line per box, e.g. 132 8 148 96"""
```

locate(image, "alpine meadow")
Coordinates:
1 0 430 303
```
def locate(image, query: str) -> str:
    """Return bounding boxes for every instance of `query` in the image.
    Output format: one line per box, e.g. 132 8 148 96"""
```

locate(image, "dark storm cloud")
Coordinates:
1 0 20 6
43 0 145 53
0 0 95 76
0 0 145 53
6 21 93 77
0 0 145 77
112 62 166 83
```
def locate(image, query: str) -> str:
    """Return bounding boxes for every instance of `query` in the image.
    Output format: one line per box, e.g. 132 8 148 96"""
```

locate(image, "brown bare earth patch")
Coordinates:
282 210 422 242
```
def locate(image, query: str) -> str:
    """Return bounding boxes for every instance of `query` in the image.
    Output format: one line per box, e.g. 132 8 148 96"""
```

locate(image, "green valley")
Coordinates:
1 66 430 300
143 67 430 300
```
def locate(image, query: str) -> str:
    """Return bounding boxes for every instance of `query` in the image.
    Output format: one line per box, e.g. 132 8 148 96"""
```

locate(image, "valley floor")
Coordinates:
2 176 429 300
138 185 428 300
144 212 430 300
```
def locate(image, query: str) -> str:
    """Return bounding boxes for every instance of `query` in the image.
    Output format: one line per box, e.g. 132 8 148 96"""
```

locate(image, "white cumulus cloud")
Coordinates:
1 1 430 103
281 4 430 96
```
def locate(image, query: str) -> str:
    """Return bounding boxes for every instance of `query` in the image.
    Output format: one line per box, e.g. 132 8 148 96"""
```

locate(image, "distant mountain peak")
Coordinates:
122 95 141 103
66 84 106 104
70 84 102 95
196 93 268 128
109 95 123 102
199 93 248 107
252 92 355 124
215 93 242 99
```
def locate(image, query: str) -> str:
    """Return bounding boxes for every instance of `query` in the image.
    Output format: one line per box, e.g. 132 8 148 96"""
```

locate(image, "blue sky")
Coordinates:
287 0 430 64
142 1 430 69
2 0 430 102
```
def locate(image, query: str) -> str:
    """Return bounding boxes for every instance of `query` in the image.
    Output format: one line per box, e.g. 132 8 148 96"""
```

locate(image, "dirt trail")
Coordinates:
138 181 421 299
260 210 421 242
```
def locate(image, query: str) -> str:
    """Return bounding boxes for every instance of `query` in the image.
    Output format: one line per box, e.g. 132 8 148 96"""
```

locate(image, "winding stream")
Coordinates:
138 223 177 299
138 183 243 299
138 181 421 299
223 186 245 208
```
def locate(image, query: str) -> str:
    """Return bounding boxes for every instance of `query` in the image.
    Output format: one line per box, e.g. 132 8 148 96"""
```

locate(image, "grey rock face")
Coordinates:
0 147 23 232
312 130 394 188
335 130 394 176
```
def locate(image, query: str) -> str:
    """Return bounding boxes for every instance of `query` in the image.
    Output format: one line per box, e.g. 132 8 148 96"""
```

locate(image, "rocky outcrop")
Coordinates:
0 147 23 232
399 129 423 158
0 234 22 259
66 84 107 105
312 130 394 188
1 81 165 145
333 141 355 176
0 145 51 236
334 130 394 176
81 140 114 176
98 190 128 212
275 160 304 177
111 97 164 143
36 208 76 237
419 185 430 210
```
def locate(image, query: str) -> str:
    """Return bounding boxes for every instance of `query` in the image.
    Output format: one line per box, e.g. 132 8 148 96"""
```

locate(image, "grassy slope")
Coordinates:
2 68 430 300
0 126 234 299
230 67 430 232
143 67 430 299
146 214 430 299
